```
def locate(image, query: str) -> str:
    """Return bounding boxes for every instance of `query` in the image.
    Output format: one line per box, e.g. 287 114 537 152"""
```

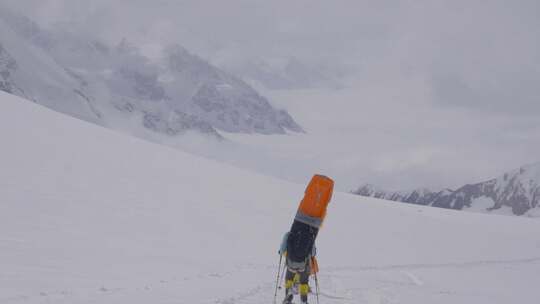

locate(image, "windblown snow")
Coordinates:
2 91 540 304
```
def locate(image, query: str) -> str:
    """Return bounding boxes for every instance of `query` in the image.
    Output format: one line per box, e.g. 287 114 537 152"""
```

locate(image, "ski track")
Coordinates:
4 257 540 303
326 256 540 272
1 263 272 304
215 283 273 304
401 271 424 287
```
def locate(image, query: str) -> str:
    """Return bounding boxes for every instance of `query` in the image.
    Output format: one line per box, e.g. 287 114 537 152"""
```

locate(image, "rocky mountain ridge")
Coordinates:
0 6 302 138
353 163 540 216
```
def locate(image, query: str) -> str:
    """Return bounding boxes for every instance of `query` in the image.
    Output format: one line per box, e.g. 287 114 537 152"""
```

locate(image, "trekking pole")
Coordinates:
273 254 283 304
314 272 320 304
279 261 287 289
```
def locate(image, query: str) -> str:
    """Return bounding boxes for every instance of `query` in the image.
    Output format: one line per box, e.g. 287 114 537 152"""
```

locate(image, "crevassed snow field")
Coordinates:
2 91 540 304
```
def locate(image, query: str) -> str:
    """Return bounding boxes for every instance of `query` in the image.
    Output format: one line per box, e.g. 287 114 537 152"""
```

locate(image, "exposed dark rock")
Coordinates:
0 43 18 94
353 164 540 216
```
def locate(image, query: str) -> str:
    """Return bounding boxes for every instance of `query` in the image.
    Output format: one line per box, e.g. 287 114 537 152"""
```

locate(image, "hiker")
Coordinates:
279 231 318 304
275 174 334 304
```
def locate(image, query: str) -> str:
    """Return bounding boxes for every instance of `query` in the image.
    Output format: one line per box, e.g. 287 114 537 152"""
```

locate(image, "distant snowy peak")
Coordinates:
489 163 540 214
0 15 102 123
163 45 304 134
353 163 540 216
354 184 452 207
0 7 302 138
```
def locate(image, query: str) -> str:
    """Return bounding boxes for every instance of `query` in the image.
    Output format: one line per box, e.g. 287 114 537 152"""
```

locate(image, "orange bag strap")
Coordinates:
310 256 319 275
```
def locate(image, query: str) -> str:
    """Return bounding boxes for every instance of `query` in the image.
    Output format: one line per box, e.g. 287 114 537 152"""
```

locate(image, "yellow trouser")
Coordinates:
285 273 309 296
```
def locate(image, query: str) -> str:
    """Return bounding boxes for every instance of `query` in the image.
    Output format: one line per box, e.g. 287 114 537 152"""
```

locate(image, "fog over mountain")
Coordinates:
0 5 302 140
3 0 540 190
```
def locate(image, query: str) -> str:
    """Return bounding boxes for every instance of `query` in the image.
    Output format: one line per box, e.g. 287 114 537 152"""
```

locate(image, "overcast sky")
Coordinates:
8 0 540 116
5 0 540 190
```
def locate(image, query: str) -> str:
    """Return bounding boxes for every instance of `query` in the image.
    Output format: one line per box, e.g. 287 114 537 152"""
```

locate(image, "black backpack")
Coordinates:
287 220 318 264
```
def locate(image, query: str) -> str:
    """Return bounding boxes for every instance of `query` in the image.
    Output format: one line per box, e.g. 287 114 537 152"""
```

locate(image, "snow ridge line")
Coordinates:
326 256 540 272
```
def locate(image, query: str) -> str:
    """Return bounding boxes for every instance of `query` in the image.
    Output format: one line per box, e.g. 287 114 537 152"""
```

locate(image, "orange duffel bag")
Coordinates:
288 175 334 266
298 174 334 222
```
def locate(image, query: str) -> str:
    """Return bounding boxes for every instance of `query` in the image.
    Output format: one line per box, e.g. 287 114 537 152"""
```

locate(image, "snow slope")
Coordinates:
2 91 540 304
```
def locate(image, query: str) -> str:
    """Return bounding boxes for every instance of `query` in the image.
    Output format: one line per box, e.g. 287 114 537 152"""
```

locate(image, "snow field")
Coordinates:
2 91 540 303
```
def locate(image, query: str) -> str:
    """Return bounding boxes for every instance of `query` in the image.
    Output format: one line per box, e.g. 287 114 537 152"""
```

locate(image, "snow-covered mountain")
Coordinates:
161 45 303 134
0 13 102 124
353 163 540 216
2 90 540 304
0 6 302 138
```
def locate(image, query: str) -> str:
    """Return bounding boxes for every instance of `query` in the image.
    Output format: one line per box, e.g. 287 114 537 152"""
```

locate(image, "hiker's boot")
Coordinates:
299 284 309 304
282 287 293 304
